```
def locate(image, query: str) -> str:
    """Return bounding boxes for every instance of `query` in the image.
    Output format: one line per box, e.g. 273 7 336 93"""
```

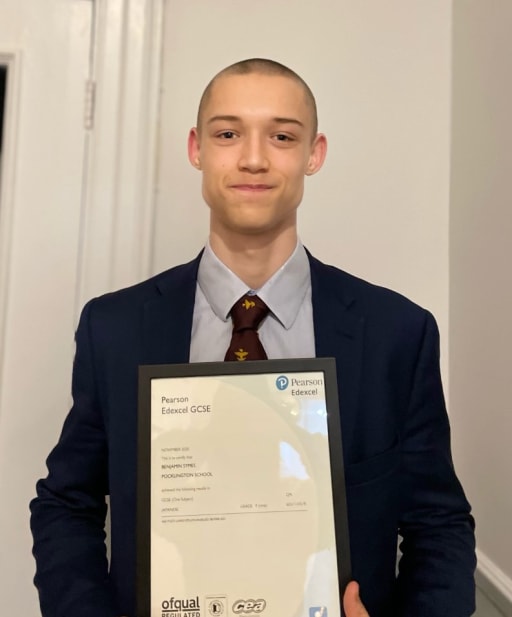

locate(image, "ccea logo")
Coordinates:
232 599 266 614
275 375 289 391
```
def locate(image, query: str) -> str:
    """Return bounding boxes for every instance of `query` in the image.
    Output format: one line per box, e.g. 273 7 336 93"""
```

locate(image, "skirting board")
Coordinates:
476 549 512 617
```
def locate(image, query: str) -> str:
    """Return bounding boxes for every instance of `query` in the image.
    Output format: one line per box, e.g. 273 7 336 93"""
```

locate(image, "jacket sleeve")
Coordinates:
396 311 476 616
30 300 117 617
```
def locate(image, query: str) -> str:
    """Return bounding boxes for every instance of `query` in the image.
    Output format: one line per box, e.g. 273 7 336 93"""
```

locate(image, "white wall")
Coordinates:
0 1 92 615
155 1 452 383
450 0 512 603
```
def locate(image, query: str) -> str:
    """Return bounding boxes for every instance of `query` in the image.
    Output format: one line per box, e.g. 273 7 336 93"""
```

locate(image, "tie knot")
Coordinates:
230 294 269 332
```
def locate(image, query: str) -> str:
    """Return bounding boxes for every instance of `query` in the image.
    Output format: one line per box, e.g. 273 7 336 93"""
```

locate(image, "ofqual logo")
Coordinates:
161 595 200 617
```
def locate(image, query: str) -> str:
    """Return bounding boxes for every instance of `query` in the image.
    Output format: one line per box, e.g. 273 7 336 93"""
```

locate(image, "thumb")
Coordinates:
343 581 369 617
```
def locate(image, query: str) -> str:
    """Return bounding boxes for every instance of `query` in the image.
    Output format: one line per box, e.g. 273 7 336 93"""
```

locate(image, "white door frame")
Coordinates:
76 0 165 313
0 50 22 387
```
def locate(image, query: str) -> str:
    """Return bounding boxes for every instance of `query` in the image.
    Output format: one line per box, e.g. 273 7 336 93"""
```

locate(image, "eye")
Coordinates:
217 131 237 139
274 133 294 142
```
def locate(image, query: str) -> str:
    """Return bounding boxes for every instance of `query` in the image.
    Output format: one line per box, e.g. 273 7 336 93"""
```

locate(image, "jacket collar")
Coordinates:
143 249 364 458
142 253 202 365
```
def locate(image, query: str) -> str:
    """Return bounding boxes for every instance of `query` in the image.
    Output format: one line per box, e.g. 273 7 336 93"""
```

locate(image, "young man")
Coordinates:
31 59 475 617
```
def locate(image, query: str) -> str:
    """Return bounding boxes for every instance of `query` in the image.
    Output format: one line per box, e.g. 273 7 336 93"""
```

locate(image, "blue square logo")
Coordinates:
309 608 327 617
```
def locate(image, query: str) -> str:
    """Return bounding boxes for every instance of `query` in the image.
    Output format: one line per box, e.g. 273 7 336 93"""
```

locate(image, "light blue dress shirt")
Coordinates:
189 241 315 362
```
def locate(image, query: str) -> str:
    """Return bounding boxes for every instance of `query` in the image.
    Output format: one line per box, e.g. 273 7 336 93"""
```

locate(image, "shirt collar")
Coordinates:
197 240 311 329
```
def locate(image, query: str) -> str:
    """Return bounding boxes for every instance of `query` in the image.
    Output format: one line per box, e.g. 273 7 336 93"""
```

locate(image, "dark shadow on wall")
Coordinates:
0 65 6 156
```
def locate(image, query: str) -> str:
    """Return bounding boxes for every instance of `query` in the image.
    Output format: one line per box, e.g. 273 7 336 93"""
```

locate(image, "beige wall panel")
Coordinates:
451 0 512 594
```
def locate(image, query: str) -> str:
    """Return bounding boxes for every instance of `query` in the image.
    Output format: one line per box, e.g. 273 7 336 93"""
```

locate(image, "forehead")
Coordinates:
202 73 311 125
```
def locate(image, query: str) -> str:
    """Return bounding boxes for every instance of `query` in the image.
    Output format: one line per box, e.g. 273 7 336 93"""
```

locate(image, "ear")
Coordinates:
305 133 328 176
188 127 201 169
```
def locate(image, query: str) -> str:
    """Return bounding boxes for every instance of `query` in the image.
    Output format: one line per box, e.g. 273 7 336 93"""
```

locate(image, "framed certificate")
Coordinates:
137 358 351 617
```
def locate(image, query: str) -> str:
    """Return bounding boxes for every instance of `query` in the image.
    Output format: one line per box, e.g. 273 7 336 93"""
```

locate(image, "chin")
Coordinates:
228 223 273 236
226 217 293 239
211 206 296 239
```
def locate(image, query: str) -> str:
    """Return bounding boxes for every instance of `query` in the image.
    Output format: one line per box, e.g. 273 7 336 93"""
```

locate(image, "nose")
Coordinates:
238 133 269 173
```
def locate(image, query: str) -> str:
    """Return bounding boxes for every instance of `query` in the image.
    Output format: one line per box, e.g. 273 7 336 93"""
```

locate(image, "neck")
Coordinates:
209 226 298 289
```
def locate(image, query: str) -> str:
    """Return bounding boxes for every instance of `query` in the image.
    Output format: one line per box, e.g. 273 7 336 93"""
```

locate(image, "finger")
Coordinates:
343 581 370 617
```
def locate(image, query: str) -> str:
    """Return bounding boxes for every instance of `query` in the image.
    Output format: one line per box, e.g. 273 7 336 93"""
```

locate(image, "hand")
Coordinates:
343 581 370 617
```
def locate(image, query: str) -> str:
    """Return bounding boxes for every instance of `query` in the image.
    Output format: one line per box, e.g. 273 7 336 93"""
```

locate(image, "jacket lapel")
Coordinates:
142 255 201 365
309 254 365 461
141 250 364 459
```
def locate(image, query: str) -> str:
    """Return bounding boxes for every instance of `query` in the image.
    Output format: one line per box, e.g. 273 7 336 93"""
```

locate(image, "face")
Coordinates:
188 73 327 240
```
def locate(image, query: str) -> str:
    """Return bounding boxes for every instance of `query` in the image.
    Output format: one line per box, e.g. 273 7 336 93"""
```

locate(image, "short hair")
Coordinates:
196 58 318 137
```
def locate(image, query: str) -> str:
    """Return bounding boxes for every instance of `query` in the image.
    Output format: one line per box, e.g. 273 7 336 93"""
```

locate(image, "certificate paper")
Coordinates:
138 359 350 617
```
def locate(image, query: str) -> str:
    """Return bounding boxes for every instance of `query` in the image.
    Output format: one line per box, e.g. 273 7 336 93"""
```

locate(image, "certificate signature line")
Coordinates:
161 509 308 518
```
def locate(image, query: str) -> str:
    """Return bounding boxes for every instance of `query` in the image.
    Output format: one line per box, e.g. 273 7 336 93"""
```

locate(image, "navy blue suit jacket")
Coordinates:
30 253 475 617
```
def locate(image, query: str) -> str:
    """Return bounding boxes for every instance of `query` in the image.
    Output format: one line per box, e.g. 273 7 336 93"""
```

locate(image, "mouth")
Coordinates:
230 184 274 193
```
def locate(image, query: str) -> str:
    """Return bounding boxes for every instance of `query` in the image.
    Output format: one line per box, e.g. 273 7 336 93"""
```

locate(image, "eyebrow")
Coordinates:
206 115 305 128
273 117 305 128
207 115 241 124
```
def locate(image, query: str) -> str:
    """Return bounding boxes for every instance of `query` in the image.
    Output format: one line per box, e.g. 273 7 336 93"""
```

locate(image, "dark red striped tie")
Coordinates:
224 294 269 361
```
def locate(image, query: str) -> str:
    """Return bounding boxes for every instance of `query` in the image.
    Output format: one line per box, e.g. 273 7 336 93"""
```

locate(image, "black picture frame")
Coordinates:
137 358 351 617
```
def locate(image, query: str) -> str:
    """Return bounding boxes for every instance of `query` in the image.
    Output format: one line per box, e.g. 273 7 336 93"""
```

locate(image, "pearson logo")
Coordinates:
275 375 289 391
